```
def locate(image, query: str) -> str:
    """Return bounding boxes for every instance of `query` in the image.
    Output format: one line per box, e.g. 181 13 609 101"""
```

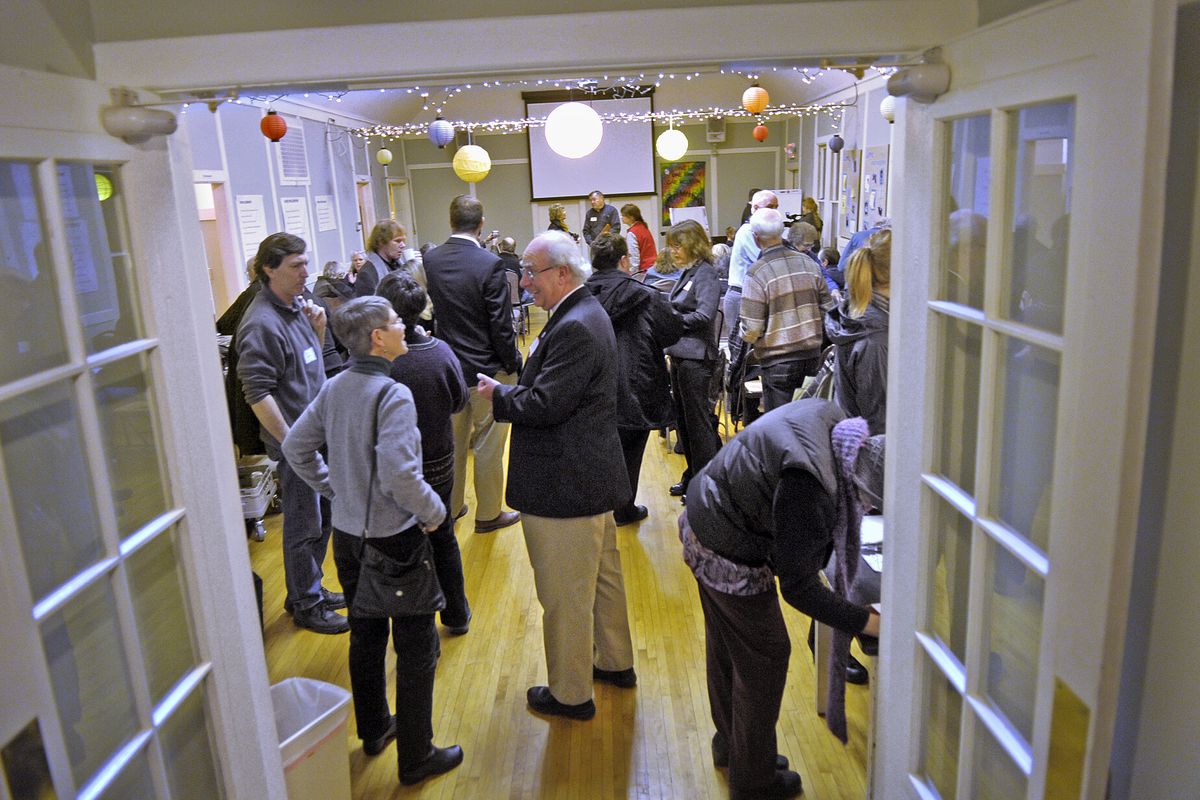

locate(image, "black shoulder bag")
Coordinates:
350 384 445 619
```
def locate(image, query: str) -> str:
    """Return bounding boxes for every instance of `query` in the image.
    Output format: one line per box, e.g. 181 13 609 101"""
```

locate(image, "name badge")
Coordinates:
683 280 693 292
303 346 317 364
590 216 598 223
528 336 540 357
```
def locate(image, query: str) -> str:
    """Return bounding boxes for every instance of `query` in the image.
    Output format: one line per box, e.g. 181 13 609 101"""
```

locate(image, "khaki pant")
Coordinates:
451 370 516 520
522 512 635 705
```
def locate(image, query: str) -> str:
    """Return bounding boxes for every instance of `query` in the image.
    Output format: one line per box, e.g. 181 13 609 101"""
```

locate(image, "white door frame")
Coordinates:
874 0 1176 797
0 65 284 799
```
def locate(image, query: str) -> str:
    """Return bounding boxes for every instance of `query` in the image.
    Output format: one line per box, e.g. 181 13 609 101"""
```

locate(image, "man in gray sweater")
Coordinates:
237 232 346 634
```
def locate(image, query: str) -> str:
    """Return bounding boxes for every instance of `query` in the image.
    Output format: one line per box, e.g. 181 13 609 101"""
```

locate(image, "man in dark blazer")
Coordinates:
424 195 523 533
477 231 636 721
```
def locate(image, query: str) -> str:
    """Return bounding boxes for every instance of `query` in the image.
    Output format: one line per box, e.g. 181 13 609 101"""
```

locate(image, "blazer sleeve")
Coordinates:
483 261 523 375
492 318 597 427
679 264 719 334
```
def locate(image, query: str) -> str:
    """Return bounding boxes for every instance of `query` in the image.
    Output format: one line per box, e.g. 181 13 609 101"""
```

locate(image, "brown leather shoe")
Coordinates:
475 510 520 533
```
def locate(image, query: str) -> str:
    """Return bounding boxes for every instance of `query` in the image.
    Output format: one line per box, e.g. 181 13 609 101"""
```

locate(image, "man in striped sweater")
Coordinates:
739 208 835 412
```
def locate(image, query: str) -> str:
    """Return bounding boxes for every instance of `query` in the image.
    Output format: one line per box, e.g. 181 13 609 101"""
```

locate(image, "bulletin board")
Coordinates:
861 145 890 231
840 149 862 233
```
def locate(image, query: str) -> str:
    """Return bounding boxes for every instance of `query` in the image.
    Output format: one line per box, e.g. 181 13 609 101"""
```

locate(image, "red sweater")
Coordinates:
627 221 658 272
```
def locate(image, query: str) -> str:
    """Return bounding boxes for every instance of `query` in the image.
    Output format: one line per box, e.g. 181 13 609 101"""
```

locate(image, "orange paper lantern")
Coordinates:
742 84 770 114
753 124 769 142
260 111 287 142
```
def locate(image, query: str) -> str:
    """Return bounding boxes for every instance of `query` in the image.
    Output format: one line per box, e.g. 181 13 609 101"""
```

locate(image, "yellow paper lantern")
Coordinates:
375 148 393 166
95 173 113 202
452 144 491 183
742 84 770 115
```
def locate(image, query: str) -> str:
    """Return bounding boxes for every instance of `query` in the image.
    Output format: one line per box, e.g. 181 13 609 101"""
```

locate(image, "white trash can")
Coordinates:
272 678 352 800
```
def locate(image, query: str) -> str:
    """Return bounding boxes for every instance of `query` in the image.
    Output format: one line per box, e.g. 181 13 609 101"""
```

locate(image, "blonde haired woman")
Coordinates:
547 204 580 242
823 228 890 434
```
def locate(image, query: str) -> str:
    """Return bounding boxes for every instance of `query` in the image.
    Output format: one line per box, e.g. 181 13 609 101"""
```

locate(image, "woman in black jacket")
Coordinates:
663 219 722 498
587 233 683 524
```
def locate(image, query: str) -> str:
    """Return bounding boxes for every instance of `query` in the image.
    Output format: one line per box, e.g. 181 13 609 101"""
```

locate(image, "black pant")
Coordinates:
616 427 650 519
760 355 820 412
332 529 440 770
696 580 791 800
670 358 722 485
428 474 470 628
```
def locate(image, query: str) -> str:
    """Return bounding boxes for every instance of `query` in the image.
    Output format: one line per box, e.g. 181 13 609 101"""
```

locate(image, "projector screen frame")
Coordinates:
522 87 657 202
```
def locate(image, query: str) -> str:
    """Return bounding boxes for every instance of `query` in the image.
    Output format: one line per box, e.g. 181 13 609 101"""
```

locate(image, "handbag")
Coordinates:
349 384 446 619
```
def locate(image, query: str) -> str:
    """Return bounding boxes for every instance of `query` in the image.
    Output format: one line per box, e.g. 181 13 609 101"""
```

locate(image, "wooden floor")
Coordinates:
249 308 873 799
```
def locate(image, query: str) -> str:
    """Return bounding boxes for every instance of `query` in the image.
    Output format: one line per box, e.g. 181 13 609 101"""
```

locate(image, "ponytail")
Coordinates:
846 228 891 318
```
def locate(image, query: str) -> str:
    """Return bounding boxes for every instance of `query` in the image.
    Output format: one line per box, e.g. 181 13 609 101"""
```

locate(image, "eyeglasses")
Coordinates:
519 261 560 279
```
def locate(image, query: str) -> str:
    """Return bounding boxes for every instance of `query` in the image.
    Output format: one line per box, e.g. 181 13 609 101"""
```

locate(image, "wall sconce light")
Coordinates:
887 63 951 103
101 89 177 144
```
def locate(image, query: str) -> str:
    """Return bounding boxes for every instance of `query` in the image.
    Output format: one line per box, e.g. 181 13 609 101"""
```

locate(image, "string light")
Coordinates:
352 99 854 140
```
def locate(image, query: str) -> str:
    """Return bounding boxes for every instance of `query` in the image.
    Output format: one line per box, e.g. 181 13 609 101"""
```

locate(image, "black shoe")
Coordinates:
857 632 880 657
284 587 345 615
712 738 789 770
846 654 869 685
765 769 803 799
361 716 396 756
443 609 471 636
475 510 520 533
669 481 688 497
455 505 468 521
526 686 595 720
673 440 685 454
592 666 637 688
399 745 463 785
291 604 349 634
320 587 346 610
614 505 649 526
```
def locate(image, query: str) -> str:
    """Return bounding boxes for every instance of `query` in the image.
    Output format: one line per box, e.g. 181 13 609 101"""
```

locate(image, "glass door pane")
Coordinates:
1001 102 1074 334
939 115 991 309
1 381 105 602
0 160 70 383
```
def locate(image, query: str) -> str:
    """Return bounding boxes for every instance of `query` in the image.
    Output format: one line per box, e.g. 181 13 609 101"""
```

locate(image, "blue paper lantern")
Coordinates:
428 118 454 149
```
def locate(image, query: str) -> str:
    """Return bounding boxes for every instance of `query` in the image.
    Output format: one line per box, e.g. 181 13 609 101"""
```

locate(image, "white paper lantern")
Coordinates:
655 127 689 161
880 95 897 124
545 102 603 159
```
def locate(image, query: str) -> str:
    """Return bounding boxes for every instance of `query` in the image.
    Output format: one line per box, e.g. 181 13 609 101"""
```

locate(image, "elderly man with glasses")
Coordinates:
477 231 636 721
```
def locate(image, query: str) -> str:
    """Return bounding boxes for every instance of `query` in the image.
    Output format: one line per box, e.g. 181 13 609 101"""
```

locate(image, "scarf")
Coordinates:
826 416 870 742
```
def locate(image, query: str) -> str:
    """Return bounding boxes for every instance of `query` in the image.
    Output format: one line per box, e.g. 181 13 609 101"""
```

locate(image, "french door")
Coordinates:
874 2 1171 798
0 67 284 798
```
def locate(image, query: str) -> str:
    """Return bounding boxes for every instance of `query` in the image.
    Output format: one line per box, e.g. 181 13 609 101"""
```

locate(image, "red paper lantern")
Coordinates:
753 124 769 142
260 111 287 142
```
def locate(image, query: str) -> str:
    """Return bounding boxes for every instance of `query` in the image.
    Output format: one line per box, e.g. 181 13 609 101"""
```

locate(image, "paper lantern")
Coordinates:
655 127 688 161
829 134 845 153
95 173 113 202
753 125 769 142
544 102 603 159
260 110 287 142
742 84 769 115
428 117 454 148
453 144 491 183
375 148 393 166
880 95 897 124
